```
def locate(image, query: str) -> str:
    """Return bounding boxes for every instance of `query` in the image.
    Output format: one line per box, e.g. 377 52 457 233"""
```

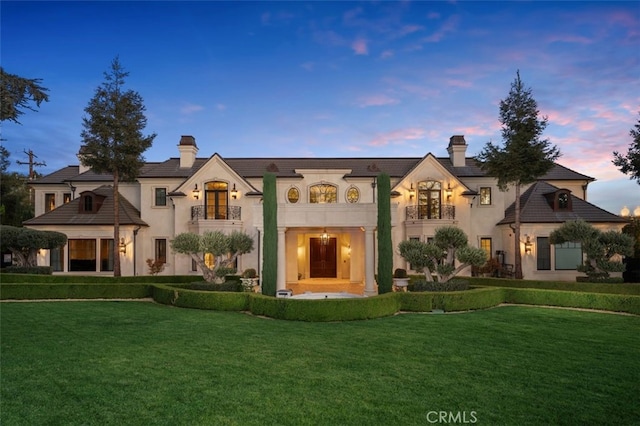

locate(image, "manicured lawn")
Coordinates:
1 302 638 425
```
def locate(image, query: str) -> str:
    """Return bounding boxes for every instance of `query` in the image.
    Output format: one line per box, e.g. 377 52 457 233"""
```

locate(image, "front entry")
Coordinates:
309 237 337 278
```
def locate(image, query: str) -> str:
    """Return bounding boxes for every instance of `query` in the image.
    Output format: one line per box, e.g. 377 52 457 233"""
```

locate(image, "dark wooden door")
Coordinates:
309 237 337 278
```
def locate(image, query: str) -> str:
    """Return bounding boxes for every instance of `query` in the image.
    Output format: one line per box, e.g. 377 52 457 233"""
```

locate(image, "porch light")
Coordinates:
231 183 238 200
445 183 453 200
119 238 126 254
524 235 533 255
192 184 200 200
321 228 329 245
408 183 415 200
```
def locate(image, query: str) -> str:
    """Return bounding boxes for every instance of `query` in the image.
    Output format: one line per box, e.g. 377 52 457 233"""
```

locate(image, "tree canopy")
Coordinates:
79 57 155 276
0 148 33 226
549 220 633 280
612 111 640 184
0 68 49 124
171 230 254 283
1 225 67 267
476 70 560 279
398 226 487 283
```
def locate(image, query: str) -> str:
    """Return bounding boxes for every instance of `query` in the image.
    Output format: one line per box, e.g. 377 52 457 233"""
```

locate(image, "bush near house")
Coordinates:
2 266 52 275
0 273 198 284
0 284 151 300
397 287 505 312
152 284 249 311
470 277 640 295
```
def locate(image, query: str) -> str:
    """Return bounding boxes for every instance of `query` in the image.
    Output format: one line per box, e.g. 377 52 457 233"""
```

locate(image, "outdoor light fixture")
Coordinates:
524 235 533 255
445 183 453 200
231 183 238 200
192 184 200 200
408 183 415 200
321 228 329 245
119 238 126 254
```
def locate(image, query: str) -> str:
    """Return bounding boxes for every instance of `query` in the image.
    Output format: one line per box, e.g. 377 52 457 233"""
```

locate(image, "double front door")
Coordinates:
309 237 337 278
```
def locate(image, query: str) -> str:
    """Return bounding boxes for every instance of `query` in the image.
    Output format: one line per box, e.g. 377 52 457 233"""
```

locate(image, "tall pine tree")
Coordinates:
613 111 640 184
476 71 560 279
79 57 156 276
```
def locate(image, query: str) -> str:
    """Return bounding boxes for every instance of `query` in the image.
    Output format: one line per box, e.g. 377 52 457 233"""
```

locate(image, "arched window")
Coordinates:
309 183 337 203
205 181 228 219
418 180 441 219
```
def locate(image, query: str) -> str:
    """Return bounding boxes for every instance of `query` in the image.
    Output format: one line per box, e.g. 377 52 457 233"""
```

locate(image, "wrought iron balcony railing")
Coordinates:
191 205 241 221
406 204 455 220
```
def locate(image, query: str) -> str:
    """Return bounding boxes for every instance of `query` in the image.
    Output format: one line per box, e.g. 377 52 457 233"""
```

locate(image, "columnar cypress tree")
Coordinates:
377 172 393 293
262 172 277 296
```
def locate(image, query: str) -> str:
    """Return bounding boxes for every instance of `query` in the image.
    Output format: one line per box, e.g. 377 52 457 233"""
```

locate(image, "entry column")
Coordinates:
277 227 286 291
364 226 376 296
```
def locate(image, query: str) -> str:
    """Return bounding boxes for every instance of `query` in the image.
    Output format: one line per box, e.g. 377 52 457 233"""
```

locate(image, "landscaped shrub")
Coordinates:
503 288 640 315
242 268 257 278
0 273 200 284
3 266 52 275
397 292 433 312
398 287 504 312
413 278 470 292
248 293 401 321
576 276 623 284
152 284 249 311
0 284 151 300
469 277 640 295
184 281 243 292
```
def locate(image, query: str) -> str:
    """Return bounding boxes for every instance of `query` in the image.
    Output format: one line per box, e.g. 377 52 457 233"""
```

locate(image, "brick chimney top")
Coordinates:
179 135 197 147
447 135 467 167
449 135 466 146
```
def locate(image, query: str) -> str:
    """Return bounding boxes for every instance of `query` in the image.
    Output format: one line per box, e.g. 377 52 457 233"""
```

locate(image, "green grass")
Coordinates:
1 302 638 425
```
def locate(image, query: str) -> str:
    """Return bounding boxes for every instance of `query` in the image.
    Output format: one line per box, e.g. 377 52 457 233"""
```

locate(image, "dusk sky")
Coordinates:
2 1 638 214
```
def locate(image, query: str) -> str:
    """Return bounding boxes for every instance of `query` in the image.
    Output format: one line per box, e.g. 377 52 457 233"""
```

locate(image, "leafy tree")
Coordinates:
170 230 254 283
398 226 487 283
476 70 560 279
0 147 33 226
613 111 640 184
79 57 156 276
1 225 67 267
549 220 633 280
0 68 49 124
262 173 278 296
377 173 393 293
622 217 640 259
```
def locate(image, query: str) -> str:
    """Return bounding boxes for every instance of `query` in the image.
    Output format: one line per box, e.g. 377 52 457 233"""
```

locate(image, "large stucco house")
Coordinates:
24 135 627 294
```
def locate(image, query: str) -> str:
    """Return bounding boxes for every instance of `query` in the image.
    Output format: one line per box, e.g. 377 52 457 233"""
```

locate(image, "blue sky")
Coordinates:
2 1 638 215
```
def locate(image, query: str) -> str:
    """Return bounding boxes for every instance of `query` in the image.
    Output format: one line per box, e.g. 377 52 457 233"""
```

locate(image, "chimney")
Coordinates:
447 135 467 167
178 135 198 168
77 145 91 174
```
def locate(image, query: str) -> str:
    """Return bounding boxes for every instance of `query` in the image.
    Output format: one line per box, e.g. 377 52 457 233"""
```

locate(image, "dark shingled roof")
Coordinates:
24 185 148 227
497 181 625 225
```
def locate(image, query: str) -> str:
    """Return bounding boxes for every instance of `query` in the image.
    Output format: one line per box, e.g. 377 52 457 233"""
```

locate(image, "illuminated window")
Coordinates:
100 239 114 272
45 193 55 212
480 238 492 257
205 181 228 219
68 239 96 272
309 183 337 203
480 187 491 205
418 181 441 219
346 186 359 203
63 193 72 204
287 187 300 203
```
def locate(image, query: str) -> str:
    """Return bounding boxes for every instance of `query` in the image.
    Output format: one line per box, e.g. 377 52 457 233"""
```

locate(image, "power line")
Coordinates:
16 149 46 180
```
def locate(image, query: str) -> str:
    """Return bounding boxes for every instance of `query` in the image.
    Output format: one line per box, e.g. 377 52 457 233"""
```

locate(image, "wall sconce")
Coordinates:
524 235 533 255
231 183 238 200
192 184 200 200
408 183 415 200
321 228 329 245
119 238 126 254
445 183 453 200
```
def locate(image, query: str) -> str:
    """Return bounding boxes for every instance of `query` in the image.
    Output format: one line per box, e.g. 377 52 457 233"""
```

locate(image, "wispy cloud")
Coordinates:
180 103 204 115
355 94 400 108
300 61 315 71
368 128 426 147
423 15 459 43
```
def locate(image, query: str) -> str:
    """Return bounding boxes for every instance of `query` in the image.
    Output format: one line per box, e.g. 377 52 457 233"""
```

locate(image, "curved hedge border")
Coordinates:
503 288 640 315
152 284 249 311
469 277 640 295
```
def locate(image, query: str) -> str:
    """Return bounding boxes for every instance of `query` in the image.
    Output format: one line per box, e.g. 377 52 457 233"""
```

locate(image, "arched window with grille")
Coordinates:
418 180 441 219
309 183 337 203
205 181 228 219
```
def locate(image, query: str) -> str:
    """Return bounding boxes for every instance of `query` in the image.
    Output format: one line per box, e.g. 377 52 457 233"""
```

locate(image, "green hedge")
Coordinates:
469 277 640 295
2 266 53 275
0 284 151 300
248 293 401 321
398 287 504 312
152 285 249 311
503 288 640 315
0 274 200 284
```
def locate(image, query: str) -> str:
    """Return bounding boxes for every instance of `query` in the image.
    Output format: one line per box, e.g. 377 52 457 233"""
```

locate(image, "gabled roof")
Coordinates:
497 181 625 225
23 185 148 227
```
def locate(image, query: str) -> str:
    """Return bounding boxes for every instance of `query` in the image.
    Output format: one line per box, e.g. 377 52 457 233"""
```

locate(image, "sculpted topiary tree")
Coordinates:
398 226 487 283
549 220 633 280
1 225 67 267
377 172 393 293
170 230 254 283
262 173 278 296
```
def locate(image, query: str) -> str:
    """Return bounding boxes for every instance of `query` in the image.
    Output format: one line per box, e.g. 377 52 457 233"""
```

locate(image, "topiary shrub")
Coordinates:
393 268 408 278
185 281 243 292
413 278 470 292
242 268 257 278
3 266 52 275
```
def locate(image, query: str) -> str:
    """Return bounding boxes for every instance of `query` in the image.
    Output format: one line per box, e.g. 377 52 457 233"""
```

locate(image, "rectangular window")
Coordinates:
45 193 56 212
537 237 551 270
100 239 114 272
63 193 72 204
83 196 93 212
155 188 167 207
480 187 491 205
155 239 167 264
555 242 582 270
50 246 64 272
68 239 96 272
480 238 492 258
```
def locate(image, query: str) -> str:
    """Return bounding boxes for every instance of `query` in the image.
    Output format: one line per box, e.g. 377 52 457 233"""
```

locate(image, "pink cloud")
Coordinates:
356 94 400 108
351 37 369 55
446 79 472 88
546 34 593 44
423 15 459 43
369 128 426 147
380 50 394 60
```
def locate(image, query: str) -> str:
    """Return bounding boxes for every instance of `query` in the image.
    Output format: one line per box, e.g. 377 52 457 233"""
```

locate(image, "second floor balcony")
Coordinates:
191 205 241 221
406 204 455 221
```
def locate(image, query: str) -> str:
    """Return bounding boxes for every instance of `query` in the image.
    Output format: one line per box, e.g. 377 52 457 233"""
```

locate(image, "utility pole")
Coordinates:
16 149 46 180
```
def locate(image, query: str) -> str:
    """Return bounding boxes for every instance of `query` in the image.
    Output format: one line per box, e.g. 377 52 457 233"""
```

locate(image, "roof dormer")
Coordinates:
544 188 573 212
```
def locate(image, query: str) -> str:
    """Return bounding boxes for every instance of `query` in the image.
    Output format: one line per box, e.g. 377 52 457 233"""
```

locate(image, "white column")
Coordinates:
364 226 377 296
277 227 286 290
